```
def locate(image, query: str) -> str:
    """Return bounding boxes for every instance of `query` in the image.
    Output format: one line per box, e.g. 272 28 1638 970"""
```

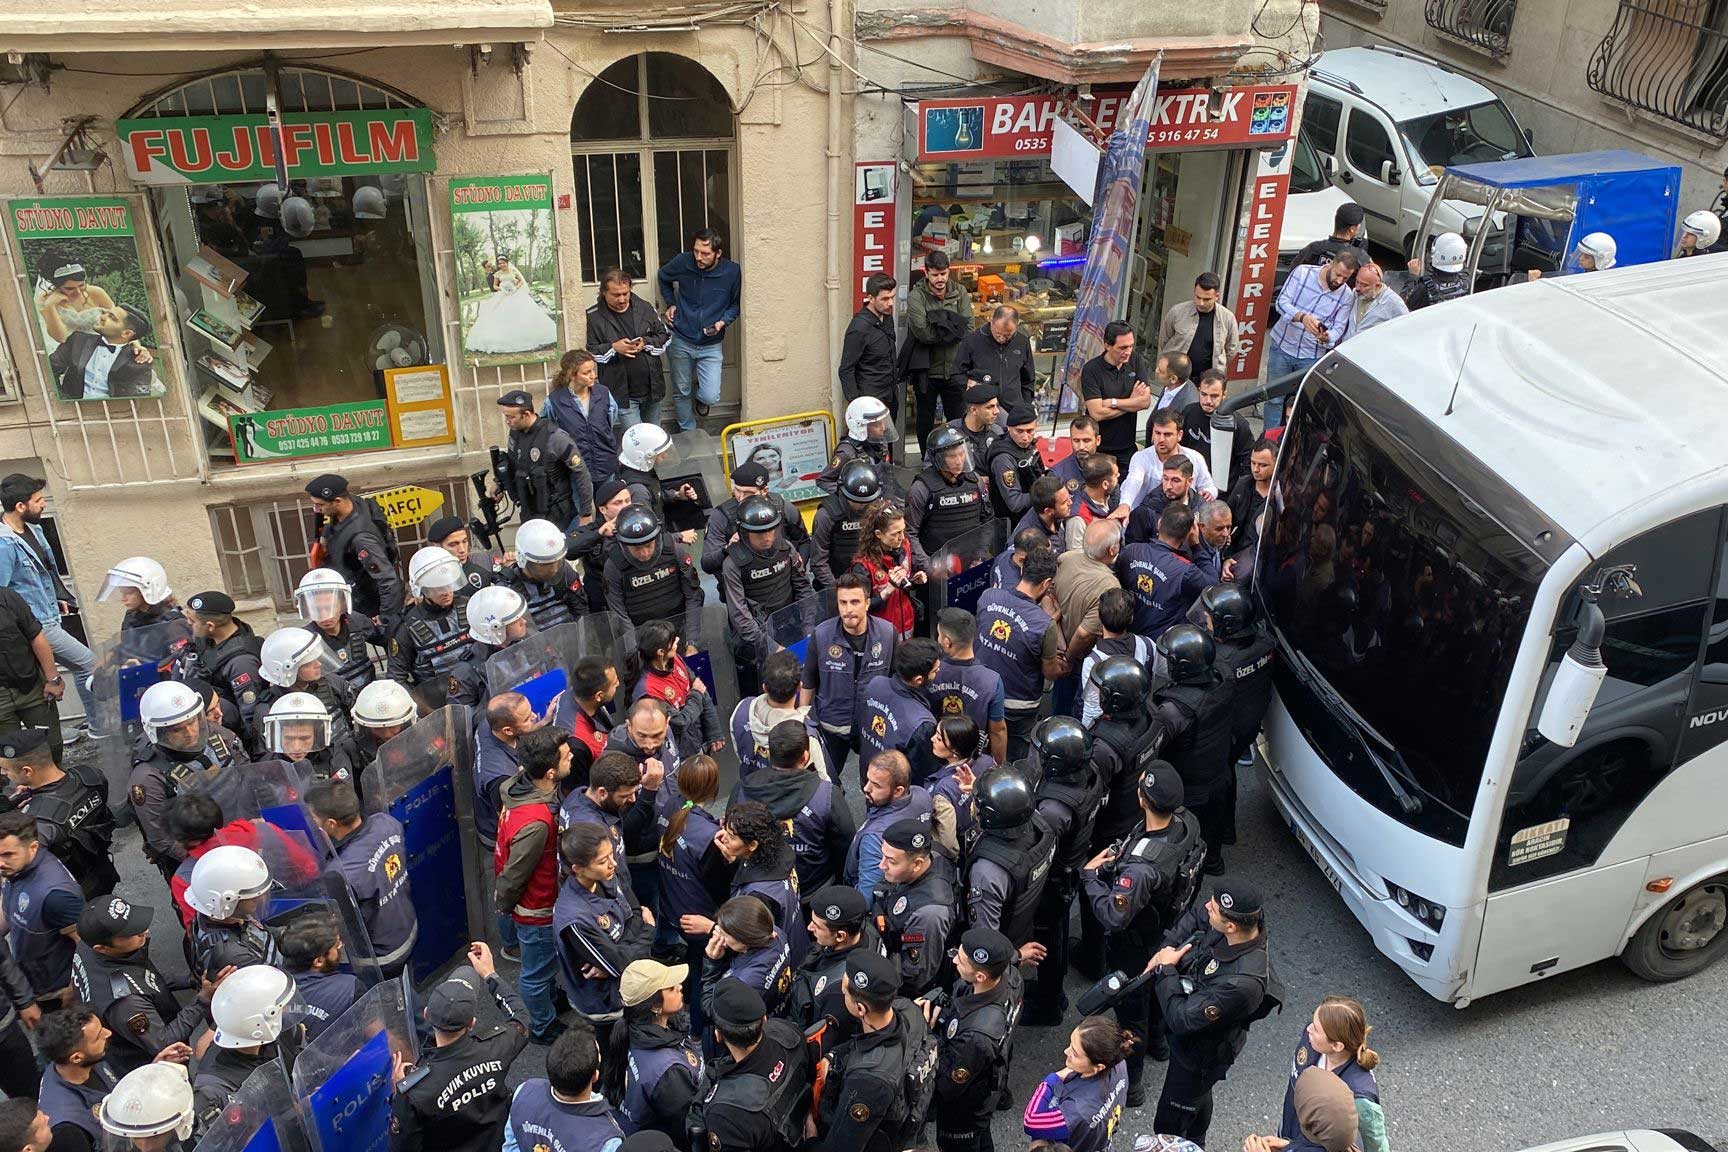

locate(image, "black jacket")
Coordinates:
839 306 899 403
951 325 1036 411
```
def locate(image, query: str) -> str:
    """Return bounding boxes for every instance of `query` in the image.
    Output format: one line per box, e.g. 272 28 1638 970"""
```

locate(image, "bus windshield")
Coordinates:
1256 373 1550 845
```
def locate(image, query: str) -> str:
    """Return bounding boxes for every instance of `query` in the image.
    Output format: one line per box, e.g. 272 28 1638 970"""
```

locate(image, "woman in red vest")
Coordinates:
850 500 922 638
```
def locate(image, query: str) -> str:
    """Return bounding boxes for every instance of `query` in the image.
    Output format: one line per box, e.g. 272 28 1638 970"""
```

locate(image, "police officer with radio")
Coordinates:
814 948 931 1152
603 506 703 640
71 897 213 1076
1196 583 1275 855
304 475 404 633
1153 624 1233 875
1021 718 1105 1026
923 926 1022 1152
1146 881 1283 1145
698 978 812 1152
983 405 1047 521
1081 764 1205 1105
871 819 957 999
906 426 989 559
811 462 881 589
388 546 476 702
0 727 117 899
965 768 1057 956
704 461 810 583
495 389 595 530
499 518 590 631
722 495 813 694
787 885 880 1045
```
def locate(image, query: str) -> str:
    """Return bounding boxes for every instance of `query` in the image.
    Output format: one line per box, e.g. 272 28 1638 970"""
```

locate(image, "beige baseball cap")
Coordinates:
620 959 689 1007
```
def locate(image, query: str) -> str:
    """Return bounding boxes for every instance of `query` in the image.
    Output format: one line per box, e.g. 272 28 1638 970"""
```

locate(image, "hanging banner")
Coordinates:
230 398 394 464
450 174 562 367
915 84 1298 161
6 196 169 403
853 162 897 299
117 109 437 185
1229 166 1291 382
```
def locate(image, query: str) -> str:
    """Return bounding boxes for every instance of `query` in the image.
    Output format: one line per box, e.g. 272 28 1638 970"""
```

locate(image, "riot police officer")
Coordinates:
697 978 812 1152
97 554 181 632
0 809 81 1006
392 946 530 1152
1147 881 1283 1144
262 692 362 789
128 681 250 886
184 845 281 977
871 819 957 998
811 460 881 588
819 395 900 498
185 591 265 740
350 679 417 775
449 585 532 709
616 423 698 535
722 495 813 692
304 474 404 633
426 515 496 593
1153 624 1233 874
704 461 810 584
495 389 594 529
499 518 590 631
305 780 417 979
1021 718 1105 1026
983 404 1047 521
787 885 880 1046
389 546 476 706
925 926 1022 1152
255 626 358 754
0 726 116 899
294 567 375 691
1086 656 1165 846
1405 231 1470 310
814 948 932 1152
1196 583 1274 857
194 965 305 1130
906 426 989 559
97 1061 197 1152
944 384 1000 474
602 506 703 641
72 897 210 1076
1081 764 1205 1104
965 768 1057 953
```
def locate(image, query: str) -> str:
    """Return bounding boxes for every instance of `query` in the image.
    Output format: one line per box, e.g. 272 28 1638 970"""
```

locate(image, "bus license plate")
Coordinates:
1293 823 1344 896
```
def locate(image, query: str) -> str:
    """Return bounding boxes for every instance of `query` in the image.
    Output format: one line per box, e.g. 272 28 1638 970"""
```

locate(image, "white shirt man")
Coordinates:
1119 411 1216 509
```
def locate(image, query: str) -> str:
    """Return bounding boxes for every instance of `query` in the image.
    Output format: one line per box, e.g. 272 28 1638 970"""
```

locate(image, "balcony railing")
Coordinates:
1424 0 1518 56
1589 0 1728 139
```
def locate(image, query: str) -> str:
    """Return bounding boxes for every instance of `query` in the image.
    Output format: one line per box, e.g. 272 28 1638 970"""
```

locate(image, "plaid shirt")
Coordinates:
1270 263 1356 360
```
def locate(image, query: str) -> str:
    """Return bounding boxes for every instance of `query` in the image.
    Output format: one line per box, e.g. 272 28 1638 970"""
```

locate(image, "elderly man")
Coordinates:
1158 272 1242 382
1052 519 1123 717
1343 262 1408 340
1264 248 1361 429
952 305 1037 414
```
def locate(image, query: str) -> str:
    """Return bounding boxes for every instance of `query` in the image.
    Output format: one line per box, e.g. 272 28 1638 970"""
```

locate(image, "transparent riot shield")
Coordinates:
483 627 571 720
292 978 417 1152
264 827 384 989
541 613 632 730
89 618 197 821
191 1059 313 1152
360 706 486 983
924 518 1008 629
761 591 835 669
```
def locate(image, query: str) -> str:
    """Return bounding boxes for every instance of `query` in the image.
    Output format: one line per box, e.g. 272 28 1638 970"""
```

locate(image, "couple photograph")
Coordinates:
451 174 563 366
19 232 168 402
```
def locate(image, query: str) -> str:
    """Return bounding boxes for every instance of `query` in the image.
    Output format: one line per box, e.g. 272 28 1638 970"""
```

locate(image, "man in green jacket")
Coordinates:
904 251 974 450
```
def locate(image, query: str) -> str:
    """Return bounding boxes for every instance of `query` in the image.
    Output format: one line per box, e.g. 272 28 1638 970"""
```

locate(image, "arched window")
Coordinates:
127 65 421 118
569 53 735 283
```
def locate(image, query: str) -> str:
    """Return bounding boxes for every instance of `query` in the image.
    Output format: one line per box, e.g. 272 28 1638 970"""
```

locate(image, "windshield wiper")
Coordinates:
1284 646 1424 815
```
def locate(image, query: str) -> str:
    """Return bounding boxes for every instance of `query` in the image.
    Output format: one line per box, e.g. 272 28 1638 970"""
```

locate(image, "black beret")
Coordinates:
1215 880 1264 918
810 885 868 928
1004 404 1037 427
958 926 1014 969
844 949 900 997
426 515 467 544
730 461 771 488
496 389 534 409
187 590 235 615
964 384 1000 406
304 474 348 500
708 977 767 1029
0 727 51 760
882 818 932 852
1138 762 1185 813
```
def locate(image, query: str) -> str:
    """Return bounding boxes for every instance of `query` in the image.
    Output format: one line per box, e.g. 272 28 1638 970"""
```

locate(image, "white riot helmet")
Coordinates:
281 194 316 239
1577 231 1617 271
254 183 282 220
353 679 417 731
619 422 672 472
212 965 299 1048
1430 232 1468 274
99 1062 196 1144
408 545 464 597
259 627 335 688
97 556 171 607
514 518 566 565
465 585 529 647
352 185 388 220
261 691 331 760
294 568 352 624
1682 210 1722 250
184 844 272 920
139 681 205 746
845 396 892 442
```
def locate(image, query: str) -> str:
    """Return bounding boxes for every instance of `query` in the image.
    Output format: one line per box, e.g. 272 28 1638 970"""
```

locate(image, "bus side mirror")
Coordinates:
1537 599 1607 747
1210 413 1236 489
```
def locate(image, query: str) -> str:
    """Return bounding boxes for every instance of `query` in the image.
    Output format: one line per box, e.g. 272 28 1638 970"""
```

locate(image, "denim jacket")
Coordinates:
0 524 60 623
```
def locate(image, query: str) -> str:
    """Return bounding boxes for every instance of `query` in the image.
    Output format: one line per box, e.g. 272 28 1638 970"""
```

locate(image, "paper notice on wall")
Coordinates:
1509 818 1570 866
1052 117 1101 206
397 407 450 443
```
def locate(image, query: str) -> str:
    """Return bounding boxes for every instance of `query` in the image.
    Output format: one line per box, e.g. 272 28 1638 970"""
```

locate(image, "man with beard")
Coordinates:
560 750 661 908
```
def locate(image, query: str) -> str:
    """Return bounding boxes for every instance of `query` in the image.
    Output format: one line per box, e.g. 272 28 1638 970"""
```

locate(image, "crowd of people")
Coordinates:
0 225 1411 1152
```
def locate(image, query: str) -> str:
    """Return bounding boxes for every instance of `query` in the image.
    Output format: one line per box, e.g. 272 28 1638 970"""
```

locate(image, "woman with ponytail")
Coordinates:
604 959 700 1140
655 754 727 1034
542 347 619 484
1023 1015 1132 1152
1276 994 1388 1152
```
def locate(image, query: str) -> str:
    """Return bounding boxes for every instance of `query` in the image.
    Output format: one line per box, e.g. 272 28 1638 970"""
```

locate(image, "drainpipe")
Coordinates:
826 0 846 403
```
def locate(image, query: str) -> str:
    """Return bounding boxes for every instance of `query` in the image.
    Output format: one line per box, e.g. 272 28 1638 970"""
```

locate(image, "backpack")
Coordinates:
895 1001 941 1138
359 496 402 565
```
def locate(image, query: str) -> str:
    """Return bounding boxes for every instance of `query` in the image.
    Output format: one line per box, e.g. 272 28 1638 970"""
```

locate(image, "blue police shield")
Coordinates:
191 1060 312 1152
927 518 1006 623
292 978 417 1152
90 618 199 822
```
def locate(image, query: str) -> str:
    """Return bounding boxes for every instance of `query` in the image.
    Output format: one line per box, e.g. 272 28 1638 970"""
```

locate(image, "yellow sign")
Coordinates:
383 364 457 449
367 484 445 529
720 409 838 510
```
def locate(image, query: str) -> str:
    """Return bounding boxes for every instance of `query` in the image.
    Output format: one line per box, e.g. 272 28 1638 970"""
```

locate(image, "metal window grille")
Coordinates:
1425 0 1519 56
1589 0 1728 138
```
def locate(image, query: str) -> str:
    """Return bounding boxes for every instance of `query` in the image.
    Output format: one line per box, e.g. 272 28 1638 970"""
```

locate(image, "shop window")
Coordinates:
1345 110 1397 176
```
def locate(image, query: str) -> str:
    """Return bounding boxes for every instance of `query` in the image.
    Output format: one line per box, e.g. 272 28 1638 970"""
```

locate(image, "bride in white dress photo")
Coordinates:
465 254 557 355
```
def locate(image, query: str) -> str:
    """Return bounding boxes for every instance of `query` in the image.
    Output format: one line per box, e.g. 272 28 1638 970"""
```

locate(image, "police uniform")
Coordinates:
702 934 794 1025
505 1079 624 1152
1118 539 1212 639
734 763 856 897
927 657 1002 751
0 933 41 1099
1212 620 1275 856
785 886 879 1045
602 534 703 642
388 597 475 692
329 812 417 978
815 950 933 1152
187 592 266 740
304 476 405 629
4 729 117 899
1151 883 1283 1144
844 788 933 894
721 537 813 671
3 845 80 1001
965 813 1057 947
931 928 1023 1152
554 874 653 1019
290 964 363 1042
130 736 252 884
391 966 529 1152
801 616 896 785
870 821 957 998
1021 755 1106 1025
973 587 1056 761
703 466 810 584
1405 267 1468 310
818 436 899 499
856 675 940 784
189 910 279 979
447 639 501 709
499 558 590 631
254 672 359 757
1154 669 1234 868
698 980 812 1152
71 898 206 1076
731 851 809 969
809 490 870 590
39 1060 116 1150
905 464 988 559
618 1017 701 1142
1087 698 1166 848
982 409 1047 521
311 613 377 691
194 1046 281 1132
497 391 595 529
944 416 998 479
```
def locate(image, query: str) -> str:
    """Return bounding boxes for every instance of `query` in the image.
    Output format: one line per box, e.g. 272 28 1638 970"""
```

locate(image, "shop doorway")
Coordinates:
570 53 740 419
1125 149 1246 361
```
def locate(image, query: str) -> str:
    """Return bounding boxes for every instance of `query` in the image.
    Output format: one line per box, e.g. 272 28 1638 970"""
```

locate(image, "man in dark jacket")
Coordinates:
952 306 1036 414
586 268 672 430
306 475 403 636
839 274 901 422
903 253 974 448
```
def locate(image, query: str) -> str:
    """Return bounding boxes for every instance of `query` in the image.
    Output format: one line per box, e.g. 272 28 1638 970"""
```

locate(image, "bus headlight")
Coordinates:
1384 879 1446 933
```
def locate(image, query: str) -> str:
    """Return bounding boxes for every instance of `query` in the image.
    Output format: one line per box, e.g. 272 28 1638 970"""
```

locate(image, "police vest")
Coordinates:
258 676 356 745
845 790 933 886
967 817 1057 946
39 1063 114 1140
622 1032 700 1133
22 770 116 899
734 859 809 969
786 937 873 1031
322 503 397 615
818 491 867 577
914 467 988 555
1215 630 1276 748
657 805 721 923
1157 679 1234 803
319 616 375 690
553 878 637 1018
942 972 1022 1120
974 589 1052 708
1175 935 1284 1070
807 618 895 733
202 627 262 697
504 561 587 631
739 769 844 894
704 1017 810 1150
985 437 1047 519
725 539 798 614
1035 768 1107 877
875 868 956 957
70 942 181 1074
1417 270 1469 308
858 677 936 767
190 915 280 977
1105 809 1205 951
1119 541 1198 638
508 419 576 527
828 1004 937 1145
505 1081 624 1152
928 658 997 737
610 537 687 626
403 600 473 680
4 852 79 993
332 814 417 968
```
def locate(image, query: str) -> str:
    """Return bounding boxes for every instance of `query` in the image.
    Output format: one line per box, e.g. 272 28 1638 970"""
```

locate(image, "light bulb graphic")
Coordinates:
1024 235 1042 253
954 110 975 148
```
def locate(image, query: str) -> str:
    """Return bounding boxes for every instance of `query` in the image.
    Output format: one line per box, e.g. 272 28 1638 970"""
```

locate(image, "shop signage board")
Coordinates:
852 162 897 298
229 399 393 464
116 109 436 185
1229 166 1291 382
916 85 1297 161
448 174 562 367
367 485 445 530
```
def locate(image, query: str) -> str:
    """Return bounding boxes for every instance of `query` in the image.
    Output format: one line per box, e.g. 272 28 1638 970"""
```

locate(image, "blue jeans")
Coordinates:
1263 344 1318 431
496 912 519 950
618 395 663 433
516 921 559 1037
666 336 723 431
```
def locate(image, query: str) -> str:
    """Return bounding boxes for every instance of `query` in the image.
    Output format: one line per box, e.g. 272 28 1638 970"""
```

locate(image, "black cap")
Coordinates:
845 949 900 997
1138 762 1185 813
595 479 630 508
425 966 483 1029
496 389 534 410
78 896 154 945
304 474 348 500
1004 404 1037 427
187 590 236 615
810 885 868 929
709 977 767 1029
426 515 467 544
1335 201 1366 228
1214 880 1264 919
0 727 52 760
620 1136 678 1152
882 818 932 853
118 304 153 342
730 461 771 488
958 926 1014 969
964 384 999 406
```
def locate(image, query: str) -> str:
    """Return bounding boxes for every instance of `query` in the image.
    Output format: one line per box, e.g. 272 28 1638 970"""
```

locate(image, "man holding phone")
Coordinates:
656 228 741 433
587 268 672 431
1263 248 1361 430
